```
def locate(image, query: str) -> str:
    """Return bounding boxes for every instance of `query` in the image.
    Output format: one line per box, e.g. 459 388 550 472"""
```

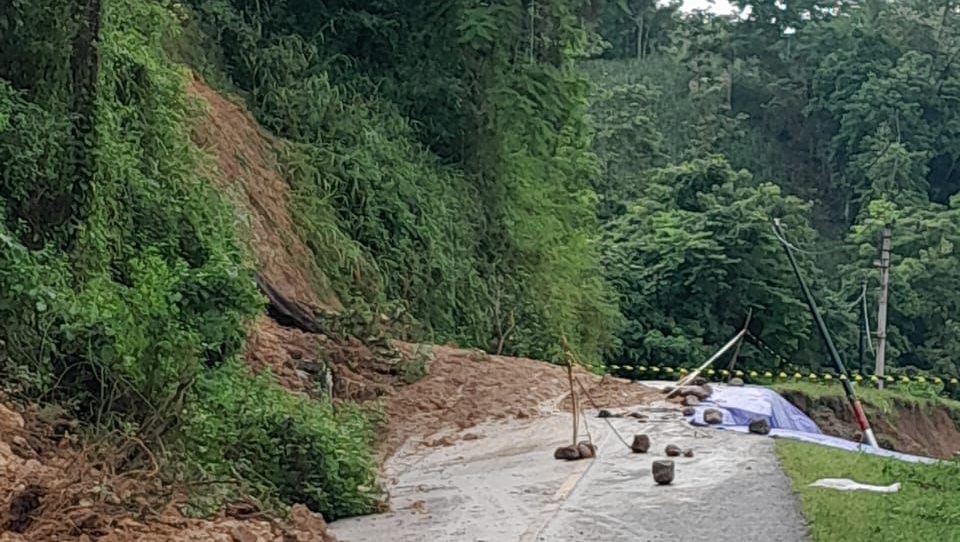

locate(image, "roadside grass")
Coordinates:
776 440 960 542
772 381 960 417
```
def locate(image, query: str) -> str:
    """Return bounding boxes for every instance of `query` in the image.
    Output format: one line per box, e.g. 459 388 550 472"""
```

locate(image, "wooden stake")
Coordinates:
725 308 753 380
562 336 578 445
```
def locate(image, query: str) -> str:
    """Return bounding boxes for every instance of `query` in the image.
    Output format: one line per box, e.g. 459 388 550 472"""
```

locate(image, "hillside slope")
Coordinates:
188 75 341 315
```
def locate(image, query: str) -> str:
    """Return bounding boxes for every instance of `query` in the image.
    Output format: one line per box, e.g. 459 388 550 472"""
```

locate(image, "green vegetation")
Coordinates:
4 0 960 526
589 0 960 381
0 0 377 520
773 381 960 417
777 440 960 541
182 0 621 363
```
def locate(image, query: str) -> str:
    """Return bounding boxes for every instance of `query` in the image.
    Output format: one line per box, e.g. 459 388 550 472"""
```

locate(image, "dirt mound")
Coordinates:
559 374 663 412
378 345 659 456
188 75 340 314
781 390 960 459
244 317 412 404
0 400 336 541
245 316 324 395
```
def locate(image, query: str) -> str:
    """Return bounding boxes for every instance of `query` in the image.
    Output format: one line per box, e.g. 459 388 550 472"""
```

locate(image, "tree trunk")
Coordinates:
67 0 104 236
636 16 644 60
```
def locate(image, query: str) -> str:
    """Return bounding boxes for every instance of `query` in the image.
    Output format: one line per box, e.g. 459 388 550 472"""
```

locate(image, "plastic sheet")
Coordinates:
688 385 821 433
686 384 937 464
810 478 901 493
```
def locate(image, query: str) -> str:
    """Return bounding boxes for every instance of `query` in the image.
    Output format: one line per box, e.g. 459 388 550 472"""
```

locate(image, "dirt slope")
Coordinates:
188 75 341 314
379 345 660 457
781 390 960 459
0 402 334 542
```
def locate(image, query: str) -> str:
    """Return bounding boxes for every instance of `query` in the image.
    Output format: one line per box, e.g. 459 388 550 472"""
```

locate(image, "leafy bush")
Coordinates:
182 361 380 520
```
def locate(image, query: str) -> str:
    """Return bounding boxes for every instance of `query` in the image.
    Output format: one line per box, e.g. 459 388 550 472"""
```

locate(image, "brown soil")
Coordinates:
245 316 323 395
377 345 659 457
0 402 336 542
188 75 341 314
781 390 960 459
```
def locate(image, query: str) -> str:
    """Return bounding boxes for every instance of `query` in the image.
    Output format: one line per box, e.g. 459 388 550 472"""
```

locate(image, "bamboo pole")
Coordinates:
666 328 747 398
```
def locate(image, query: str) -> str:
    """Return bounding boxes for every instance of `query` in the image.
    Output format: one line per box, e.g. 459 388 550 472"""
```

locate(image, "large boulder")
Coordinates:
554 445 581 460
652 460 675 485
631 434 651 453
703 408 724 425
682 395 700 407
577 441 597 459
749 418 771 435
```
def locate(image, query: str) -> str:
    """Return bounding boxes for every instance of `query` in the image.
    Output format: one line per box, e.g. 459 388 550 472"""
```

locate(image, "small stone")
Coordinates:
748 418 770 435
729 377 745 387
683 395 700 407
10 436 36 459
703 409 723 424
229 525 260 542
577 441 597 459
462 433 481 441
683 449 695 458
631 434 651 453
554 445 581 460
691 376 708 386
681 407 695 417
664 444 682 457
652 460 675 485
628 411 647 419
598 409 612 418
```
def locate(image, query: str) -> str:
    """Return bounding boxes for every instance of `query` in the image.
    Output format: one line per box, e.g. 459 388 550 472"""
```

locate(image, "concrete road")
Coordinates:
330 400 809 542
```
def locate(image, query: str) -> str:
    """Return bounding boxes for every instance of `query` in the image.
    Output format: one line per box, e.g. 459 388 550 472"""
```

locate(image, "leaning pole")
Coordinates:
772 219 879 448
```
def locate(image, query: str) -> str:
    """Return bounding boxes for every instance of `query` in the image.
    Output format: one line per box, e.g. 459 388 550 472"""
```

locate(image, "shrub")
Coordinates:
182 361 381 520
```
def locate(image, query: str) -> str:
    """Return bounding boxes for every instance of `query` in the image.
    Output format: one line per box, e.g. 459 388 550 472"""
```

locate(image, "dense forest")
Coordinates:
1 0 959 523
591 0 960 379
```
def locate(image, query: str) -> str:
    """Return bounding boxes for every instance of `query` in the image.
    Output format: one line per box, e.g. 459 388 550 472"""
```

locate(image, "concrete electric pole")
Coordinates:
874 226 892 389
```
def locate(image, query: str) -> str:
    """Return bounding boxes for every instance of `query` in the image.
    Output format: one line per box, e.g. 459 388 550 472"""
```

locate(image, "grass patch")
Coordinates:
777 440 960 541
772 381 960 416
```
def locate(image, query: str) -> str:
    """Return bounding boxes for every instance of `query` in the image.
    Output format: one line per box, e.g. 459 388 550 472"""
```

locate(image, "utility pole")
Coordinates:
857 280 866 376
773 219 879 448
874 226 892 389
